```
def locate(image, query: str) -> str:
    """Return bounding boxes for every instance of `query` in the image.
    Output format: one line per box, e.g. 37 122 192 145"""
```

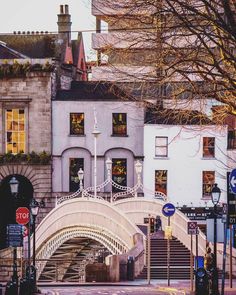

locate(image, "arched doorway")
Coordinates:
0 174 33 249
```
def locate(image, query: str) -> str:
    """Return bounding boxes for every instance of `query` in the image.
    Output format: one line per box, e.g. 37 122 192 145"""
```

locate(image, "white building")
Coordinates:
144 122 228 207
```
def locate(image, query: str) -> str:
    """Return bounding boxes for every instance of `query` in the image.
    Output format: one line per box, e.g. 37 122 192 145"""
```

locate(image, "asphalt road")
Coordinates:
41 285 187 295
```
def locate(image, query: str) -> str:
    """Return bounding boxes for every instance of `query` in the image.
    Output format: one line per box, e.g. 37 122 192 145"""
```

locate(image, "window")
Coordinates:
70 113 84 135
202 171 215 198
155 137 168 157
203 137 215 157
228 130 236 149
112 113 127 136
5 109 25 153
155 170 167 195
112 158 127 192
69 158 84 192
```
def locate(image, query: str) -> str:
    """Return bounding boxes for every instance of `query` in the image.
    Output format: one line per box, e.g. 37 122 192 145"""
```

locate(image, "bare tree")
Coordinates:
92 0 236 122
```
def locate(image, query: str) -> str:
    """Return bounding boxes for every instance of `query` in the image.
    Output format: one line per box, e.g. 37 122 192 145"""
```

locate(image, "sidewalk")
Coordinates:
37 279 236 294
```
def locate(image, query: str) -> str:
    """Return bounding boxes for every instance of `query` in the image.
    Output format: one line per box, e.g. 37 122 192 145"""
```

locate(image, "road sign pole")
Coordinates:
190 234 193 292
147 216 151 285
196 229 198 270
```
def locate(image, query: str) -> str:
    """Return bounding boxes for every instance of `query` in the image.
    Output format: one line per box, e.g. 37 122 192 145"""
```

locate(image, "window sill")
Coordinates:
202 156 215 159
111 134 129 137
69 134 86 137
153 156 169 160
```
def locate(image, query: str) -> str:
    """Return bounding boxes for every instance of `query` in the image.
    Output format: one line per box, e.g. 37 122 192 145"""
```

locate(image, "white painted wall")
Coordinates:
143 124 228 207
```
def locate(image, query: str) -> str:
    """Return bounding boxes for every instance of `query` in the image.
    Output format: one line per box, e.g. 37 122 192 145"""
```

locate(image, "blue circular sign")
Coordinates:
162 203 176 217
229 168 236 194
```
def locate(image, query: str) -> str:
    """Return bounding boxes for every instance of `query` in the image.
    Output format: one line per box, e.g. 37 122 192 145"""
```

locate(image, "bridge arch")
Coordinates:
35 198 143 276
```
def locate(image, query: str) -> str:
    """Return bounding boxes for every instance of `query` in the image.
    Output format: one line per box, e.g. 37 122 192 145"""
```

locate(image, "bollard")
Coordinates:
127 256 135 281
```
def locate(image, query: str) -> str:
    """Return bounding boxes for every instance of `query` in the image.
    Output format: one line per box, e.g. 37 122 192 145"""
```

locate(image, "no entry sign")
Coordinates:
16 207 30 225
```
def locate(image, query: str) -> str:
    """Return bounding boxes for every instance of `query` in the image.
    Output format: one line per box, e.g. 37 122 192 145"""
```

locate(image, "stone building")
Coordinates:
0 5 87 249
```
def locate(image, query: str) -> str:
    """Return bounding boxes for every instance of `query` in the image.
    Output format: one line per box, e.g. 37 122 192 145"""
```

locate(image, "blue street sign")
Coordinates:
229 168 236 194
162 203 176 217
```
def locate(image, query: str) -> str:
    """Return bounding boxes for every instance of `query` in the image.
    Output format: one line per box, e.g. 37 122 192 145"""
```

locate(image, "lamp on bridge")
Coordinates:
211 183 221 295
78 168 84 191
9 176 19 293
106 158 112 181
135 161 142 186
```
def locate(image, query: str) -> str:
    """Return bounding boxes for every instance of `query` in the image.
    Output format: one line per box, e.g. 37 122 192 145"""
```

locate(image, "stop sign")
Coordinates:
16 207 30 225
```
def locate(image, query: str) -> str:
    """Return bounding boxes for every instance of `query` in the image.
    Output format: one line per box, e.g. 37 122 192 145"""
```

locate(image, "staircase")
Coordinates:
136 231 192 280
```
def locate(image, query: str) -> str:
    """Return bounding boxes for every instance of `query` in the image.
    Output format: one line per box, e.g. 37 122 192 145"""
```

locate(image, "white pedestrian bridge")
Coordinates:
35 195 206 279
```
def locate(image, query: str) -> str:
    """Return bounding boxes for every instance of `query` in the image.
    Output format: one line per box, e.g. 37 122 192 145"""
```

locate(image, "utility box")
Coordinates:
127 256 134 281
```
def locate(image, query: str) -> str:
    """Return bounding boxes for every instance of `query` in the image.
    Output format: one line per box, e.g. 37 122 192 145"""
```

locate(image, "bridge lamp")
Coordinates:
78 168 84 191
135 160 142 186
211 183 221 295
106 158 112 180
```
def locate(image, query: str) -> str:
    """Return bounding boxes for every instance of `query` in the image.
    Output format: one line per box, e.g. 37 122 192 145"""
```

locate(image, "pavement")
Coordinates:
1 279 236 294
37 279 236 295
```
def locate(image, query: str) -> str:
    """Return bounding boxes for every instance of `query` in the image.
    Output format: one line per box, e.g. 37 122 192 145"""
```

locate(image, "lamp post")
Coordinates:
78 168 84 191
106 158 112 181
211 183 221 295
92 107 101 198
9 176 19 288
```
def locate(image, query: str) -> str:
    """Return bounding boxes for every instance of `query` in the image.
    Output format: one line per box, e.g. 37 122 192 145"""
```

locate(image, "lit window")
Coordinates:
70 113 84 135
5 109 25 154
203 137 215 157
155 137 168 157
202 171 215 198
112 113 127 136
112 158 127 192
155 170 167 195
69 158 84 192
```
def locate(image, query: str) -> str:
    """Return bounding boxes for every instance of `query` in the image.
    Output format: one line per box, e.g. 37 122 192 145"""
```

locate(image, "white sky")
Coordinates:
0 0 96 60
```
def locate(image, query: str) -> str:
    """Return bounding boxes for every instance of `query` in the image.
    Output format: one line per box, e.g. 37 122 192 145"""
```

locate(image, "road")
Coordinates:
41 285 187 295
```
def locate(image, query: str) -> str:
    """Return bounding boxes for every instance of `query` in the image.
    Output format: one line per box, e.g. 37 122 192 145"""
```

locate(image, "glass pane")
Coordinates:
19 121 25 131
7 132 12 143
7 143 12 153
156 137 167 146
155 147 167 156
13 109 19 120
6 110 12 121
202 171 215 197
19 132 25 142
112 113 127 135
18 142 25 153
155 170 167 195
6 121 12 130
12 132 18 142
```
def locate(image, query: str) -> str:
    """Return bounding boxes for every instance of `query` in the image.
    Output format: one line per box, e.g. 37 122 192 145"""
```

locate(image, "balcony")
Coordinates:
92 32 155 50
92 0 156 17
91 65 157 82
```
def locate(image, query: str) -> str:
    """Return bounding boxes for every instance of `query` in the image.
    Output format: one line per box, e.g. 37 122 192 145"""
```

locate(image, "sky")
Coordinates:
0 0 96 59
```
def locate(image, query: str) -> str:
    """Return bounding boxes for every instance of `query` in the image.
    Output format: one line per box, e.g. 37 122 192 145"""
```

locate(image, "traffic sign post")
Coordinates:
16 207 30 225
7 224 23 247
188 221 198 235
229 169 236 194
162 203 176 217
227 172 236 225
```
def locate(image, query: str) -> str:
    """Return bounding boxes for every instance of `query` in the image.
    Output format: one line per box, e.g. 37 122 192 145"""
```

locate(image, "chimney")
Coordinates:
57 4 72 45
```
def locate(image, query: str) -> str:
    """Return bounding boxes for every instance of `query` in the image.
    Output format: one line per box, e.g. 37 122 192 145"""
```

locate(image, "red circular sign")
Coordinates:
16 207 30 225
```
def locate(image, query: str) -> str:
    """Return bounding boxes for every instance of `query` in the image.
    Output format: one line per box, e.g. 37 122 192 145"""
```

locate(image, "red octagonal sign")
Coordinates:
16 207 30 225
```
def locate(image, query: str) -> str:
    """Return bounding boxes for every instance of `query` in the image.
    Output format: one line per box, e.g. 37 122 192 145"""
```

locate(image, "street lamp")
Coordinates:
9 176 19 289
29 198 40 293
211 183 221 295
106 158 112 180
78 168 84 191
135 160 142 186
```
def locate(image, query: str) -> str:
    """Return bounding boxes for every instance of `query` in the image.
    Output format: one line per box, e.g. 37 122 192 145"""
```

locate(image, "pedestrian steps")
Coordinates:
136 231 192 280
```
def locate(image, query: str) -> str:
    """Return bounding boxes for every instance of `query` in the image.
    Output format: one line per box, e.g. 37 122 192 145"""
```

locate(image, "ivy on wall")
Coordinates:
0 61 54 78
0 151 51 165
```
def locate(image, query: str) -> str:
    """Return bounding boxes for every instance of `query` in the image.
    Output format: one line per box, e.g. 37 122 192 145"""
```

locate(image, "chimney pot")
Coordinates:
60 5 64 14
65 5 69 14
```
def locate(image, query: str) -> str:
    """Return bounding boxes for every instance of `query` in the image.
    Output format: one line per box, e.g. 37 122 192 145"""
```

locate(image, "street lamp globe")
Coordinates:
211 183 221 205
106 158 112 174
135 160 142 175
9 176 19 195
78 168 84 181
30 199 39 217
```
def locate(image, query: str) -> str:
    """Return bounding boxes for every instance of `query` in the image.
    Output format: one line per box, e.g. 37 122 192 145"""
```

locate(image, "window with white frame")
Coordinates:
203 137 215 158
155 136 168 157
155 170 167 195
